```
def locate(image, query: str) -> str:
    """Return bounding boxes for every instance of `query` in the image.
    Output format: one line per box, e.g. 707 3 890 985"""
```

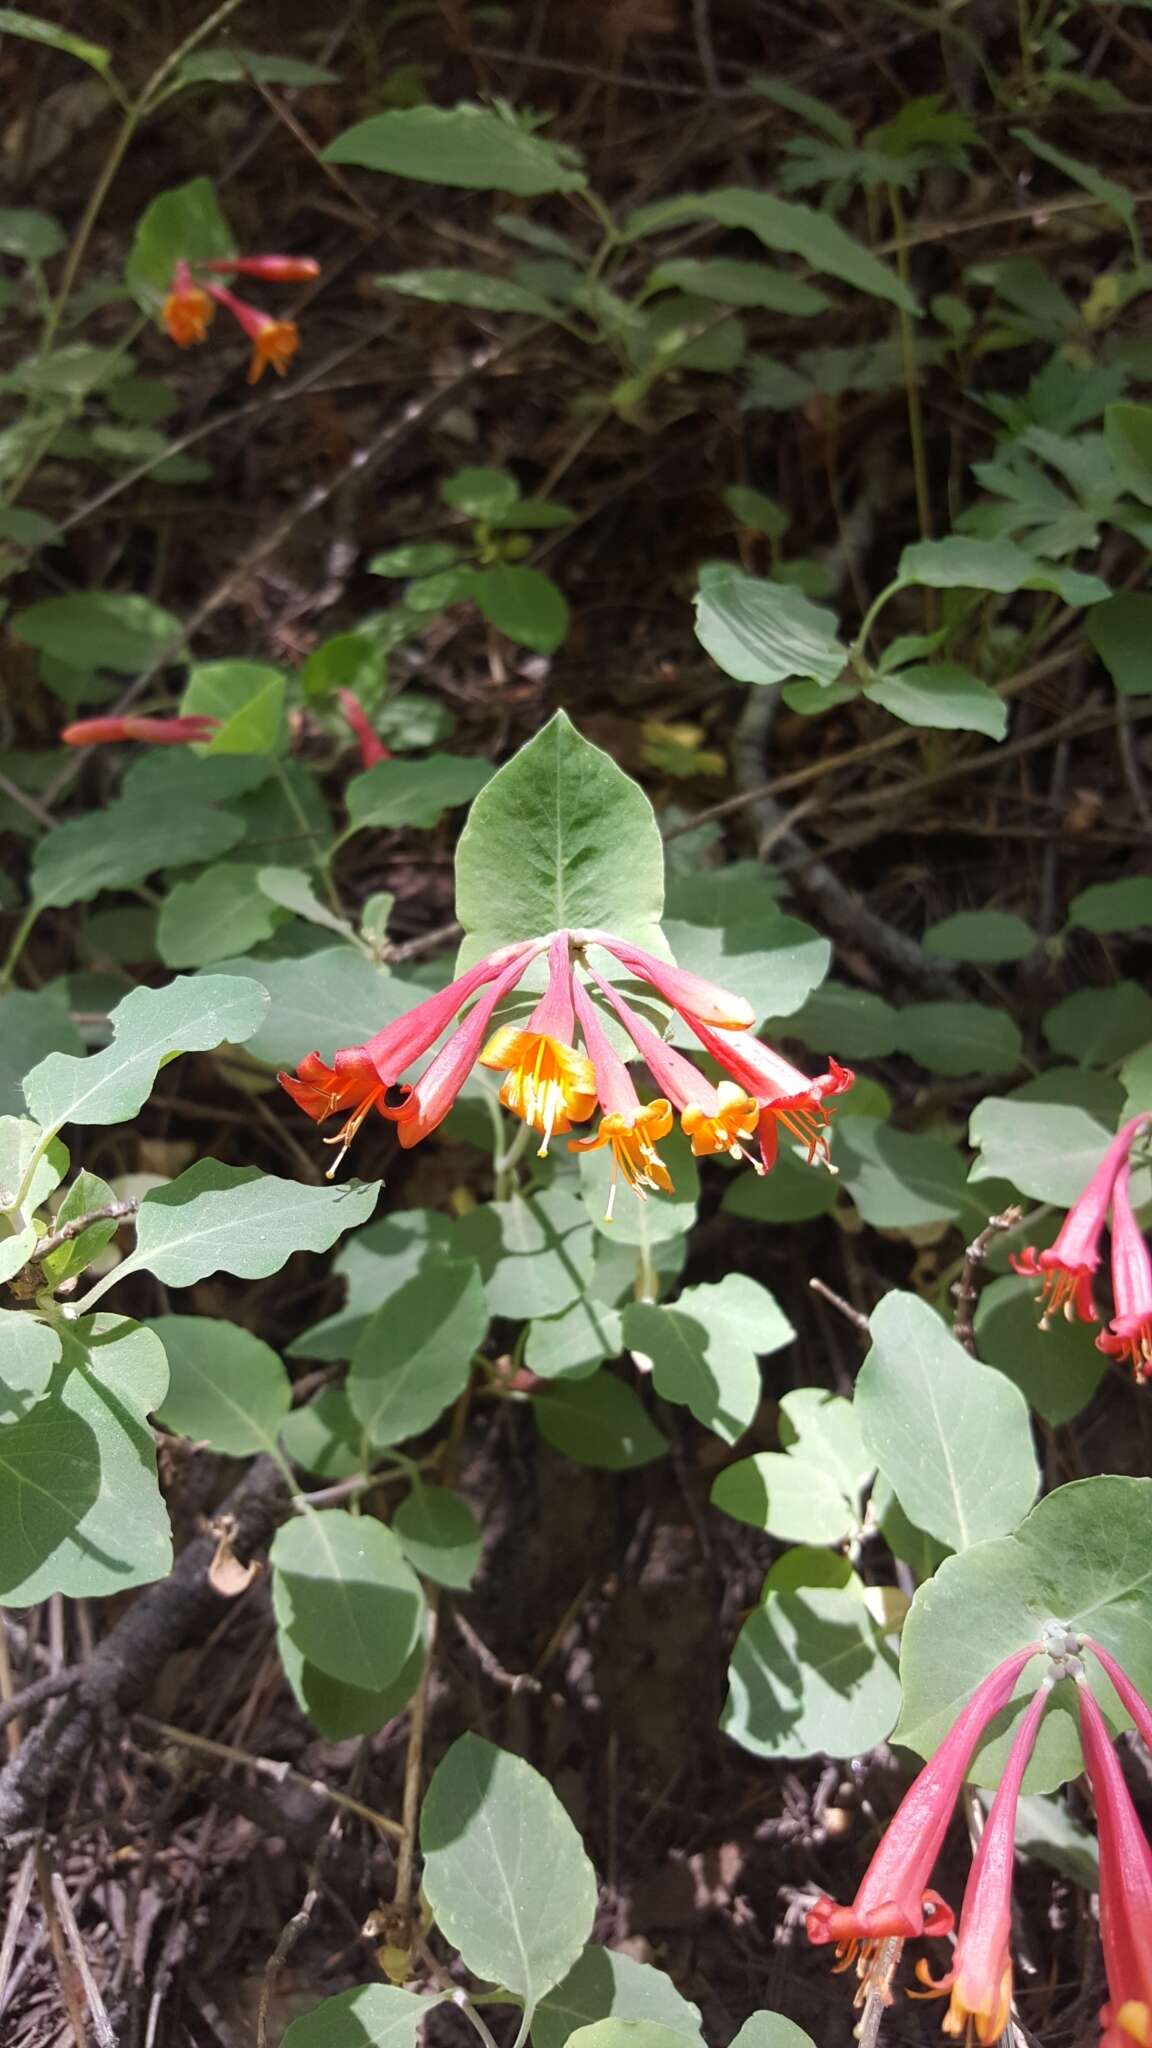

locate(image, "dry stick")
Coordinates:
255 1817 336 2048
0 1844 37 2010
663 642 1085 844
952 1206 1023 1356
50 1872 119 2048
809 1276 870 1335
134 1714 404 1840
36 1847 90 2048
21 1198 137 1265
0 1667 84 1736
450 1609 542 1697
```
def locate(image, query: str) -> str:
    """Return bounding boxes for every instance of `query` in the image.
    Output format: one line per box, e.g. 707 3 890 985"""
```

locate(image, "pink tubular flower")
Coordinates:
1012 1116 1148 1327
338 689 391 769
1078 1680 1152 2048
396 949 538 1150
567 975 673 1214
584 962 759 1160
1082 1641 1152 1754
200 255 320 282
479 932 597 1155
204 281 299 382
807 1645 1041 2004
278 939 541 1173
61 714 220 747
582 932 755 1030
1096 1162 1152 1380
914 1681 1052 2044
689 1018 853 1172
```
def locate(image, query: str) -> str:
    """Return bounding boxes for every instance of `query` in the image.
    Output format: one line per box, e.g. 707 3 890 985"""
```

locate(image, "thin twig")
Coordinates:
25 1198 137 1265
451 1608 543 1697
50 1872 119 2048
133 1714 404 1839
952 1207 1023 1355
0 1844 37 2012
809 1276 871 1334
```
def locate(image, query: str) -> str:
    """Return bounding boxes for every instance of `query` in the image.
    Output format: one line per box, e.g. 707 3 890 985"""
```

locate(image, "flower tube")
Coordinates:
1012 1116 1149 1326
567 976 672 1214
480 932 597 1155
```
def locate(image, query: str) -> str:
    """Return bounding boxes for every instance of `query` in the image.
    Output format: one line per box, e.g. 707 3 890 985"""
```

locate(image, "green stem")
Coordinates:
0 905 39 993
852 578 903 660
494 1117 534 1199
888 185 933 572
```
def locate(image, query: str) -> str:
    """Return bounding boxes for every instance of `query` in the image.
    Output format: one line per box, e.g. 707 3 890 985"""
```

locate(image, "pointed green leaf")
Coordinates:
455 711 665 960
472 566 570 654
896 537 1108 605
623 188 914 311
32 796 245 908
158 865 282 967
346 754 492 832
325 104 586 195
865 662 1008 740
376 267 564 316
12 590 181 670
922 910 1038 963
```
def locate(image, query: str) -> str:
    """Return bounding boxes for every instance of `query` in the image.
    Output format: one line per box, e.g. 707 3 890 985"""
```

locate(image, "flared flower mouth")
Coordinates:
277 1049 413 1176
1010 1247 1097 1325
915 1959 1014 2047
480 1026 597 1154
1097 1312 1152 1379
681 1081 760 1159
569 1101 674 1215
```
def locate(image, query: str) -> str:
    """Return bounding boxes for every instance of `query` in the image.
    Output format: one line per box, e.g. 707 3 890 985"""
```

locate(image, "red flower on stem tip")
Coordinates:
914 1680 1052 2044
1012 1116 1148 1327
203 282 299 382
567 976 673 1216
278 939 541 1174
479 932 597 1156
1096 1161 1152 1380
162 258 214 347
338 689 391 769
61 714 220 747
806 1644 1041 2007
1078 1679 1152 2048
688 1017 853 1172
200 255 320 283
583 961 759 1160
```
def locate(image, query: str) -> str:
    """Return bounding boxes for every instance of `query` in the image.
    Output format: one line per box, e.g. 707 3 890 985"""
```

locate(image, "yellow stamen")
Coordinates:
569 1101 674 1219
480 1027 597 1155
681 1081 759 1158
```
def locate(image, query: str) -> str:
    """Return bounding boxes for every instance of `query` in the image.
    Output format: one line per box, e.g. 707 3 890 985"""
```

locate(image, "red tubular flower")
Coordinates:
338 689 391 769
1096 1162 1152 1379
205 282 299 382
163 258 214 346
61 714 220 747
807 1645 1041 2003
479 932 597 1155
1082 1641 1152 1754
397 950 538 1149
1078 1680 1152 2048
279 939 541 1172
200 255 319 282
1012 1116 1148 1327
567 976 673 1214
581 931 755 1030
914 1681 1052 2044
584 961 758 1159
689 1019 853 1171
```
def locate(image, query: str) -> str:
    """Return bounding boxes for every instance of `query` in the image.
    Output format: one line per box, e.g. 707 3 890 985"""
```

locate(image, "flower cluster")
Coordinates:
161 252 318 383
278 927 854 1198
808 1631 1152 2048
1011 1115 1152 1378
